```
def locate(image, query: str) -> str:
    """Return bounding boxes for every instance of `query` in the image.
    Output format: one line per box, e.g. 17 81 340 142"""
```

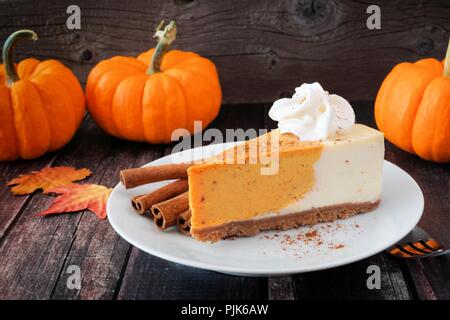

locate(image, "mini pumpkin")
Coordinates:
375 39 450 163
86 21 222 144
0 30 85 161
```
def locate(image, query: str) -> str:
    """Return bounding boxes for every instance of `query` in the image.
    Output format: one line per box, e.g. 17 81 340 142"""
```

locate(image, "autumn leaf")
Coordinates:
7 166 92 195
37 184 112 220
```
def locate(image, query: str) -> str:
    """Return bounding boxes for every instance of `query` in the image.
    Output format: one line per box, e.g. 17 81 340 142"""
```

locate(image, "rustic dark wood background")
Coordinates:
1 0 449 103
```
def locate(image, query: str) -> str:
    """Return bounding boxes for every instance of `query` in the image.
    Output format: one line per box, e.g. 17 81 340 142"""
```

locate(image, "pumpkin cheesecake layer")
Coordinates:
188 124 384 242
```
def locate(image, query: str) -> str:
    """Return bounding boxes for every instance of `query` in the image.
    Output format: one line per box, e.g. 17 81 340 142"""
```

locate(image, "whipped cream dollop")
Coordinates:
269 82 355 141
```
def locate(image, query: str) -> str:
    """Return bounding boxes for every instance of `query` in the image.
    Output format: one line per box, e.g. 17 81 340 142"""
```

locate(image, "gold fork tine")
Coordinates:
422 239 441 251
414 241 435 252
388 240 445 258
406 242 432 254
388 245 418 257
386 226 448 259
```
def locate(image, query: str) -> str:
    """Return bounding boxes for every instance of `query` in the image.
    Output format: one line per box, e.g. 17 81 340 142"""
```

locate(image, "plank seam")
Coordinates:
111 244 133 300
49 227 81 299
384 255 413 300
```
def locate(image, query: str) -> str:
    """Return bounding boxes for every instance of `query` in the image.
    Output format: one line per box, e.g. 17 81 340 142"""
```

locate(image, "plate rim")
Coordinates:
107 142 424 276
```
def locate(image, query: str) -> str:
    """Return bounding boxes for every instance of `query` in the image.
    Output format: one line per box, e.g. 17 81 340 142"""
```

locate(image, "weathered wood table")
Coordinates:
0 102 448 300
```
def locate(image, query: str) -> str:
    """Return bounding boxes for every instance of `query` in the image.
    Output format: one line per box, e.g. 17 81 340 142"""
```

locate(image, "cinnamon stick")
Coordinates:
151 192 189 230
131 179 189 214
120 163 192 189
176 209 192 236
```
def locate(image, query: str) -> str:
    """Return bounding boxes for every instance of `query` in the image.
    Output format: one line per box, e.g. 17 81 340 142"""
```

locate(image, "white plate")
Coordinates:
107 142 424 276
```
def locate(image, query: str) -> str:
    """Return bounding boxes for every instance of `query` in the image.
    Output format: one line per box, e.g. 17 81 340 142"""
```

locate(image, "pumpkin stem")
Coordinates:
147 20 177 75
2 30 38 86
444 38 450 78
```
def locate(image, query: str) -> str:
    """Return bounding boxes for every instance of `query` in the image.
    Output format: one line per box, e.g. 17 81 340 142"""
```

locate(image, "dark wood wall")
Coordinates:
1 0 449 104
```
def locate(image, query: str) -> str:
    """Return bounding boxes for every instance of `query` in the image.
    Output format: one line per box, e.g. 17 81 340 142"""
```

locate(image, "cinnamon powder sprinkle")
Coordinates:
258 222 360 257
305 230 318 238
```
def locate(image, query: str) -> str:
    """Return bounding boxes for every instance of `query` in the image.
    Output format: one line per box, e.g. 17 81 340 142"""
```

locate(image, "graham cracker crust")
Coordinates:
191 200 380 242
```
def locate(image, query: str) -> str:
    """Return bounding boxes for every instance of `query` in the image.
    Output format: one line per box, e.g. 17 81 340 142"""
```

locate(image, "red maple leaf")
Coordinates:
38 184 112 219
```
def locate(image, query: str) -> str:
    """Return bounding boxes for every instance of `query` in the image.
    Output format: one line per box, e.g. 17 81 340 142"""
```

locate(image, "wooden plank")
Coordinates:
50 139 164 299
268 277 295 300
292 254 412 300
384 141 450 300
117 106 269 299
0 116 119 299
400 260 436 300
1 0 449 103
117 248 268 300
416 257 450 300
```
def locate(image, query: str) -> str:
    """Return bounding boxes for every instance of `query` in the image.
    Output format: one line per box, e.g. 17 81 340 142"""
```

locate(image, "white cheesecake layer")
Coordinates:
258 124 384 219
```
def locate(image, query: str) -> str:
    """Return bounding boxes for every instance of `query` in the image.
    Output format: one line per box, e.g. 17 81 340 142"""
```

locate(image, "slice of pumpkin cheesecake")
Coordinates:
188 83 384 242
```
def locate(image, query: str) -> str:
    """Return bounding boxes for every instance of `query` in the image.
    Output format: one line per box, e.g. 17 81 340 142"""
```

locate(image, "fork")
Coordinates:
386 226 450 259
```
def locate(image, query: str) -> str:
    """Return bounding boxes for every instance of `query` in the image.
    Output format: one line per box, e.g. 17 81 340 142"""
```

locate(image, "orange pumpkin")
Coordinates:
86 21 222 144
375 40 450 163
0 30 85 161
